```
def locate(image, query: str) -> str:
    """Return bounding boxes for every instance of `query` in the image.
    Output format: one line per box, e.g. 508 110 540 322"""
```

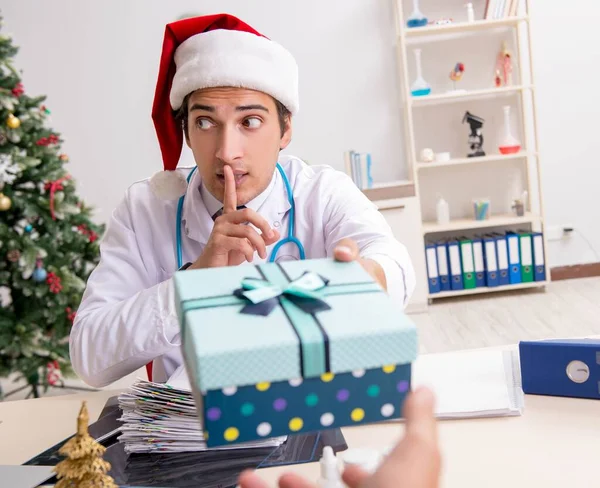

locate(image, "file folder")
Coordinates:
483 235 499 287
459 237 476 289
436 240 451 291
472 237 486 287
491 232 510 286
532 232 546 281
425 242 440 294
519 232 534 282
447 239 464 290
506 232 522 284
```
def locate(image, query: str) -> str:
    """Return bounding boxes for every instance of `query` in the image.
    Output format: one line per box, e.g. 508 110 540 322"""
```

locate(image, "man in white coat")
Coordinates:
69 13 415 388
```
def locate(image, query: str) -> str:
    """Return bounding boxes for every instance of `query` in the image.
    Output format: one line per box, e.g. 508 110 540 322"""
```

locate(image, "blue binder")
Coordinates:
491 232 510 285
482 235 499 287
519 339 600 400
506 231 522 284
447 239 464 290
532 232 546 281
472 237 486 287
436 240 451 291
425 242 440 294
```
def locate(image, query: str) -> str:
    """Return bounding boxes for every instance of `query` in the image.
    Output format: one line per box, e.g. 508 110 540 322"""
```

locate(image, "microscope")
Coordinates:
462 111 485 157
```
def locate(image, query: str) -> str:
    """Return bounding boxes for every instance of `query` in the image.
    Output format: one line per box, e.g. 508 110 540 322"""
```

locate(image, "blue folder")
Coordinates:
447 239 464 290
532 232 546 281
436 240 451 291
506 231 522 284
483 235 499 287
491 232 510 286
472 236 486 287
425 242 440 294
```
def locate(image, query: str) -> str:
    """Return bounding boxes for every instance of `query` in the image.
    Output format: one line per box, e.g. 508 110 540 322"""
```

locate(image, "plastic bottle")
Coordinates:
436 195 450 225
317 446 344 488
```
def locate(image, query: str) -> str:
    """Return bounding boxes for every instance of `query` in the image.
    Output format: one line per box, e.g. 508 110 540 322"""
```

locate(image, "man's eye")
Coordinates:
196 118 213 130
243 117 262 129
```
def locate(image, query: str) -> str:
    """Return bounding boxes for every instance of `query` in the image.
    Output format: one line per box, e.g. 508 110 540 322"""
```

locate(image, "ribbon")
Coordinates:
180 263 382 380
45 174 71 220
233 272 331 317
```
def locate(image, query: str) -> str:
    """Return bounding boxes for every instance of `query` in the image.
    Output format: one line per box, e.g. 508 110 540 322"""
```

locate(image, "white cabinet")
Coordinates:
376 197 428 314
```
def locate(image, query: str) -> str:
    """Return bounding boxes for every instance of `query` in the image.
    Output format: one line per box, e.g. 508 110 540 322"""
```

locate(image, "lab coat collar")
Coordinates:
181 165 291 245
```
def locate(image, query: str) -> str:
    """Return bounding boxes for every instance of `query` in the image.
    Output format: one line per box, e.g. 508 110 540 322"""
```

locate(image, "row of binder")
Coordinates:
425 231 546 294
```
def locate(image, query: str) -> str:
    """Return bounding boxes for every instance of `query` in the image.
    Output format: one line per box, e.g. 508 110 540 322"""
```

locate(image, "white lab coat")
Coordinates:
70 155 415 387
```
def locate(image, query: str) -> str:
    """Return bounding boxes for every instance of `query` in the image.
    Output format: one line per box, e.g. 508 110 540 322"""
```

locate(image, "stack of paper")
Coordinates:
117 369 285 454
412 348 524 419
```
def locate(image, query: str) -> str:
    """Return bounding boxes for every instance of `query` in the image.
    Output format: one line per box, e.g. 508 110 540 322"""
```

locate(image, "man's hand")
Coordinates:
238 387 441 488
333 238 387 291
190 165 280 269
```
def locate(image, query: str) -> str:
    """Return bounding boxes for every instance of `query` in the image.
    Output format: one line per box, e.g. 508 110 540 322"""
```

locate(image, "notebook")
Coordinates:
412 348 524 419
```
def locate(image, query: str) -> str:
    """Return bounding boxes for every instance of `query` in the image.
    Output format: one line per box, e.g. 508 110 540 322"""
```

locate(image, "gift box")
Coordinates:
174 258 418 447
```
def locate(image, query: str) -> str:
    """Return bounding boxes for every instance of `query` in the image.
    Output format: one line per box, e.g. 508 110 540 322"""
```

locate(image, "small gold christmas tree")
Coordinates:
53 401 117 488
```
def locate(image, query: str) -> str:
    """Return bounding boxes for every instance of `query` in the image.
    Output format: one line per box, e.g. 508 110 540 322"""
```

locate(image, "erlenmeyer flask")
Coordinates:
407 0 428 28
411 48 431 96
498 105 521 154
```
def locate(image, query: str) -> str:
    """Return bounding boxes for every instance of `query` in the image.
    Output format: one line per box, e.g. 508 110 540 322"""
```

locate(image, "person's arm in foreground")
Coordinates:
238 386 441 488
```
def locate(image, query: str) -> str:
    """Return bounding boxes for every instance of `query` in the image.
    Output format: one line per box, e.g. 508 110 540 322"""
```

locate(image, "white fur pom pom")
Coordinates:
149 170 188 200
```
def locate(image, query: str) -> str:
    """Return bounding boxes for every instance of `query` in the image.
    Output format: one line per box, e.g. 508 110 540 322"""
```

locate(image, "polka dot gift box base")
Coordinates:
174 257 417 448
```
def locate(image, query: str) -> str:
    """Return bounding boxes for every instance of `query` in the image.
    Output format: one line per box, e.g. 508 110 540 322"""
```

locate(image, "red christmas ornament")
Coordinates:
65 307 77 323
47 272 62 293
46 360 62 386
36 134 59 147
12 82 24 97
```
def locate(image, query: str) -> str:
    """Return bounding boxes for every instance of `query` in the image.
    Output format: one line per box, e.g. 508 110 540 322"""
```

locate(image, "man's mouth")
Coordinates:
216 171 248 186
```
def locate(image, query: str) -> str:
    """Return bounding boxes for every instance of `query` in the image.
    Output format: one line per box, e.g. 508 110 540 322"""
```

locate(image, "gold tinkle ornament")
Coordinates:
0 192 11 211
53 401 117 488
6 113 20 129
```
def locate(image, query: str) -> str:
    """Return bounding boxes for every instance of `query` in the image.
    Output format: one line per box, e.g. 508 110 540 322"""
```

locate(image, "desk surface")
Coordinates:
1 357 598 488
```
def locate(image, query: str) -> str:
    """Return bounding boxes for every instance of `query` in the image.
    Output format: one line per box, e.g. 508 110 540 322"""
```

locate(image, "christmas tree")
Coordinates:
0 16 103 398
54 401 117 488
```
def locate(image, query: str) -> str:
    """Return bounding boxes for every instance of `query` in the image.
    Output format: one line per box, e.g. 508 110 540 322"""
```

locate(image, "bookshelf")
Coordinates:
393 0 549 302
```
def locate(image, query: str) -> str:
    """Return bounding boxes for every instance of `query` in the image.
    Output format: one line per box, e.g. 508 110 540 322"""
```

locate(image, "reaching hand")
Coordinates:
333 238 387 291
238 387 441 488
190 165 280 269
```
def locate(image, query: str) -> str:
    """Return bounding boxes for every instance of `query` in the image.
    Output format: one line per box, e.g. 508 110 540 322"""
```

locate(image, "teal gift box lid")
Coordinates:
174 258 418 392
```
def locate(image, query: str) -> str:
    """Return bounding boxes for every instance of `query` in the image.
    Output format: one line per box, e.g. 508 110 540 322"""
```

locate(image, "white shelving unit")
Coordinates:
392 0 549 301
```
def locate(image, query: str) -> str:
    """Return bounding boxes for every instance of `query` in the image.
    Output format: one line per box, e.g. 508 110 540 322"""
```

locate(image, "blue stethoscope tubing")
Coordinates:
176 162 306 269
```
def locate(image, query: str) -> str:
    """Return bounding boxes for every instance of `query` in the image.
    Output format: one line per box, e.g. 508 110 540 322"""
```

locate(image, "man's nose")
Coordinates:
215 125 244 163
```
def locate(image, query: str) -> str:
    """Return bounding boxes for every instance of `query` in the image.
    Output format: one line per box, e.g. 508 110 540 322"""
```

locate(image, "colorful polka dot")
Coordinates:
320 412 335 427
289 417 304 431
352 369 365 378
257 422 272 437
305 393 319 407
222 386 237 396
321 372 335 382
336 389 350 402
351 408 365 422
256 382 271 391
397 380 409 393
367 384 380 397
382 365 396 374
273 398 287 411
381 404 395 417
241 402 255 417
207 407 221 421
224 427 239 442
289 378 303 387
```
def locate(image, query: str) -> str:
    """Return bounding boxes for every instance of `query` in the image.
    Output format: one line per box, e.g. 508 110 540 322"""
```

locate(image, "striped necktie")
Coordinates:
212 205 246 221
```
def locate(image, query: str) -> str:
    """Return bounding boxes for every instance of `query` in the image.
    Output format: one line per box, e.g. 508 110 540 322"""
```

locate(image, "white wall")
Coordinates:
0 0 598 267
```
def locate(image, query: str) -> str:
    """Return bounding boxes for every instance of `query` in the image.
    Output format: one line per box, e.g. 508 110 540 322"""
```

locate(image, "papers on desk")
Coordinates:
117 367 285 454
412 349 524 419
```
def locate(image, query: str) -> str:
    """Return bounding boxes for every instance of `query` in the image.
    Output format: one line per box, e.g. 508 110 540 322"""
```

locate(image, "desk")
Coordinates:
1 350 598 488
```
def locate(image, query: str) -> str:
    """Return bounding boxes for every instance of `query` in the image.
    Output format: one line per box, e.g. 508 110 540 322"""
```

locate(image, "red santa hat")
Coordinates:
150 13 299 199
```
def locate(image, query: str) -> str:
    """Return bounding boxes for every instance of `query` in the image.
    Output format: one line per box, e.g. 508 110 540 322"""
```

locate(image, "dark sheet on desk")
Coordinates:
25 396 347 488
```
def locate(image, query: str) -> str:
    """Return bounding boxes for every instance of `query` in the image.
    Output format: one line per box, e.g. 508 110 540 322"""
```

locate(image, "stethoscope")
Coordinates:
176 163 306 269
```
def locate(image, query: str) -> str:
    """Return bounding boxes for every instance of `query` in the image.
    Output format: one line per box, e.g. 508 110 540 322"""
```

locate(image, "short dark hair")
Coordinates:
175 92 291 139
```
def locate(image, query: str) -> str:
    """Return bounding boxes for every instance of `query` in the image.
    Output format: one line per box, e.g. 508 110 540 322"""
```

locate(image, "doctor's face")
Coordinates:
183 87 292 206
